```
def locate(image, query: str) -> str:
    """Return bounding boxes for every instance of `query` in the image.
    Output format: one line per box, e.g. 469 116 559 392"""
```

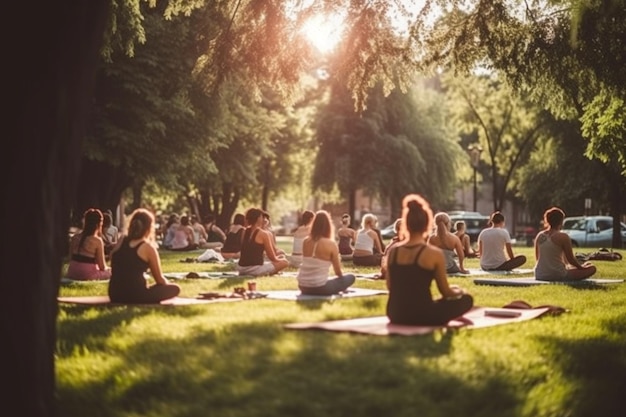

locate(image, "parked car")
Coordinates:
449 211 490 243
380 223 398 240
562 216 626 248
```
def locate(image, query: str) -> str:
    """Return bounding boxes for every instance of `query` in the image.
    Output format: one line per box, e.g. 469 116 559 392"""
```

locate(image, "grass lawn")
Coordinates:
56 241 626 417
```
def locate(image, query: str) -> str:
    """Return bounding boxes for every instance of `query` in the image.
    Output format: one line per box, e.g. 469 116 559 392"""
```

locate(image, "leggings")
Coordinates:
109 284 181 304
389 294 474 326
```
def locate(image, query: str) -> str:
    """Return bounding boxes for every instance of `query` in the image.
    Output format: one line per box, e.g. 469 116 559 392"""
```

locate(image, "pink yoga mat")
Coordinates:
284 306 552 336
57 295 241 306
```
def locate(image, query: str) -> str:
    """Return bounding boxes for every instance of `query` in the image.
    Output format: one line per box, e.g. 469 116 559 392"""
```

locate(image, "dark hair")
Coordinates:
180 215 190 226
233 213 245 226
301 210 315 225
78 208 103 249
102 212 113 229
127 208 154 240
490 211 505 224
544 207 565 228
401 194 432 237
245 208 264 226
310 210 333 240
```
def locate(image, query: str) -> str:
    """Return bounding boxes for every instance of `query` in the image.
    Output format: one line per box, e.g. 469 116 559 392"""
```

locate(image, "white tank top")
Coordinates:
354 230 374 253
297 242 331 287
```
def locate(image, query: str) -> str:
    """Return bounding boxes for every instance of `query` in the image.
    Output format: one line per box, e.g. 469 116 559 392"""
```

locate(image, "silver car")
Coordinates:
562 216 626 248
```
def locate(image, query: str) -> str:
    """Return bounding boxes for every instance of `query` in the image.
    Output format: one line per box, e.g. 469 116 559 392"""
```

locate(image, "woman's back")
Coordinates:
109 238 148 299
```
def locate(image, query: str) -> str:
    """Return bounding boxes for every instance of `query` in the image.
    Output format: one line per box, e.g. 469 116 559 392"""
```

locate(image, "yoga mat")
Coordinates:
473 277 624 287
61 278 109 284
262 287 388 301
165 271 300 280
57 295 241 306
355 268 535 280
164 271 239 280
449 268 535 277
284 306 552 336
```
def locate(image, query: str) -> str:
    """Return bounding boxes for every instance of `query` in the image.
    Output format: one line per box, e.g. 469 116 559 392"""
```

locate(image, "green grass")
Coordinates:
56 243 626 417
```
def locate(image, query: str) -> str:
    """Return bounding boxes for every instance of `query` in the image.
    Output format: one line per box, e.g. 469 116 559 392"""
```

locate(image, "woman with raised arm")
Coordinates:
384 194 473 325
108 208 180 303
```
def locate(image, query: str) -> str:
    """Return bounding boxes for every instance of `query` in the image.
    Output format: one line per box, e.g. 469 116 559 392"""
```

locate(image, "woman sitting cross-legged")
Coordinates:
534 206 597 281
384 194 473 326
108 208 180 304
237 208 289 277
427 212 469 274
352 213 384 267
221 213 246 260
289 210 315 268
66 208 112 281
297 210 355 295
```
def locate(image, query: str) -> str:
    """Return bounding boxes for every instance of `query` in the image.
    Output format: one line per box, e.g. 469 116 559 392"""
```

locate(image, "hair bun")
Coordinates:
407 200 421 211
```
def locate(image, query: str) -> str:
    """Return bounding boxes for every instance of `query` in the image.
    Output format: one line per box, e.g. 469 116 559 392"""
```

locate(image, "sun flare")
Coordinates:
301 14 344 54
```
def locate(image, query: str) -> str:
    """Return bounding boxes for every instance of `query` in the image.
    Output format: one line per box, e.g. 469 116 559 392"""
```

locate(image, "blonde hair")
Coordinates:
360 213 377 229
434 212 451 240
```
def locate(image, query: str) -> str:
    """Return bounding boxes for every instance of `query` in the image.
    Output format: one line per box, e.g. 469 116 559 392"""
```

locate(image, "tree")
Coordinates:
414 0 626 243
74 4 215 219
443 72 548 212
314 78 463 219
5 3 110 416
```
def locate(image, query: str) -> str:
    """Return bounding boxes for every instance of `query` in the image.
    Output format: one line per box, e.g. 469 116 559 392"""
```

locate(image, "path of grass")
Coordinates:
56 244 626 417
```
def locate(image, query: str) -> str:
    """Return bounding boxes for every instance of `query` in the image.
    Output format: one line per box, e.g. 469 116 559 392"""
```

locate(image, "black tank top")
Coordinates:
386 244 436 322
222 228 244 253
108 237 147 301
238 228 265 266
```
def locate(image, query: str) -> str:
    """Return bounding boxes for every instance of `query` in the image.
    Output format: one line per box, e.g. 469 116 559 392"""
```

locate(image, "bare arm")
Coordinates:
142 243 170 285
260 230 282 262
95 238 108 271
452 236 468 272
432 249 464 299
329 242 343 277
505 242 515 259
559 233 585 268
367 230 382 253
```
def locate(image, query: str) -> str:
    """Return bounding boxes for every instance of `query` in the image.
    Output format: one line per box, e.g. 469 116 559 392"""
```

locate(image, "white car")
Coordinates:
562 216 626 248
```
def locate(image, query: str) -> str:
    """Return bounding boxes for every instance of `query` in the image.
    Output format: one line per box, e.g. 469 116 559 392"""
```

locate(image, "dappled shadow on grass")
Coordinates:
534 314 626 417
56 304 212 356
56 314 527 417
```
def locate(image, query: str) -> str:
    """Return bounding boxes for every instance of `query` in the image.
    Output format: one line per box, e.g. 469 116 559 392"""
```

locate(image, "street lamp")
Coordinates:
468 144 483 212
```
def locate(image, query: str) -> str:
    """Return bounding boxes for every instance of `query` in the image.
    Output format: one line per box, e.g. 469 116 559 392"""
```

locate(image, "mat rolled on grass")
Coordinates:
57 295 242 306
261 287 388 301
473 277 624 287
284 301 565 336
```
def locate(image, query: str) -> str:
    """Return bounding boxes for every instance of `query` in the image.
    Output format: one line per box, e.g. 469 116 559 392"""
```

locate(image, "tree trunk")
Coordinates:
3 3 109 417
73 158 132 221
348 188 356 228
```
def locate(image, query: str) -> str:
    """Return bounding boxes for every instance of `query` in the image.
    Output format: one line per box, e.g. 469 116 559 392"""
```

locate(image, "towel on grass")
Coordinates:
284 302 561 336
57 295 241 306
473 277 624 287
262 287 388 301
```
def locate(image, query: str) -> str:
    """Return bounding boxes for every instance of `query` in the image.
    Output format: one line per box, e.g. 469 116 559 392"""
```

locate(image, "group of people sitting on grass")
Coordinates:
66 197 598 324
